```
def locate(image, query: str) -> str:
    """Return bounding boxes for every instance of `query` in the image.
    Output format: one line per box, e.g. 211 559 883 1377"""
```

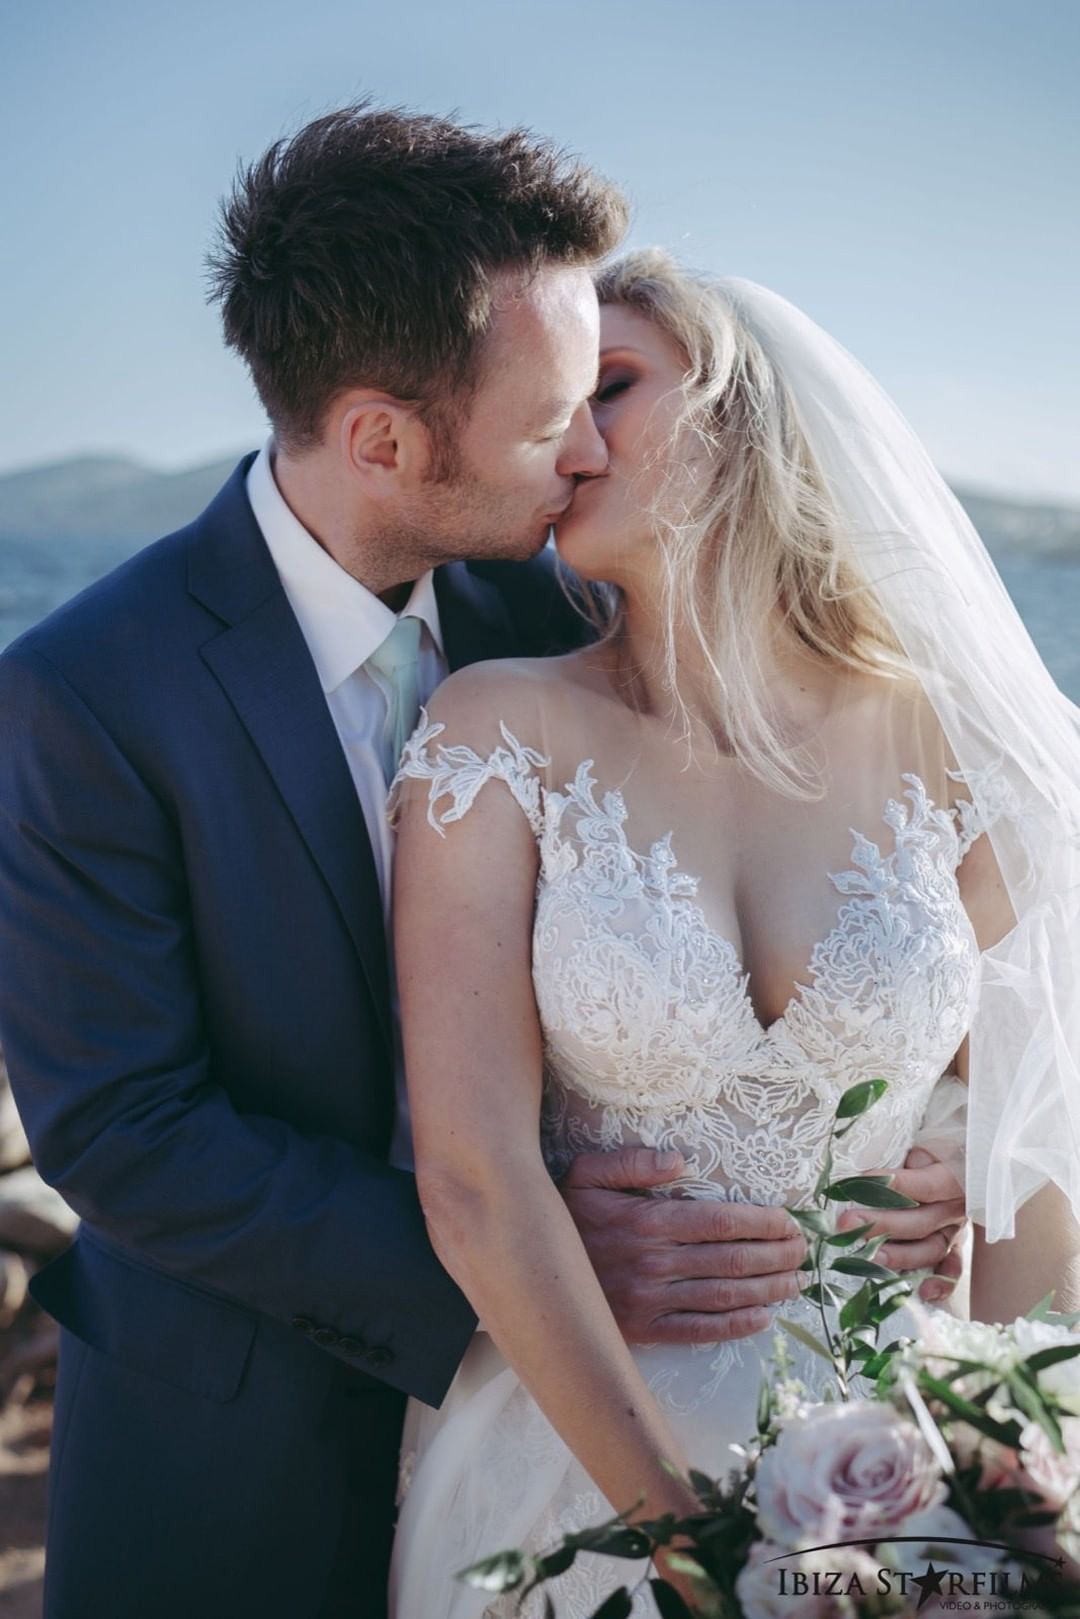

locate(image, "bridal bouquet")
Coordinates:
463 1081 1080 1618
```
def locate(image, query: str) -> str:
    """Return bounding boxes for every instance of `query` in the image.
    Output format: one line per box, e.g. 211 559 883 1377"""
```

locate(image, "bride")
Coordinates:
385 252 1080 1616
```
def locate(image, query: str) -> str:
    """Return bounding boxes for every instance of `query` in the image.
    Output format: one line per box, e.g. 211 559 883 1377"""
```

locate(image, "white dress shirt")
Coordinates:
246 440 447 1169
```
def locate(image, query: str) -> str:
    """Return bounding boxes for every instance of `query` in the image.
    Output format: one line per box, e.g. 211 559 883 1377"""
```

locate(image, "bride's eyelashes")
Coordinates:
592 377 632 404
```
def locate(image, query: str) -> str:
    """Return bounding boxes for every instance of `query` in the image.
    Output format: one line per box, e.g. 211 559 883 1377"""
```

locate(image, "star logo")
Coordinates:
910 1561 948 1609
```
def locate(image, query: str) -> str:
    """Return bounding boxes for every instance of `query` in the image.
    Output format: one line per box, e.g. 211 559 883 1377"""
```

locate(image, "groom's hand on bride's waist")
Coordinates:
835 1146 967 1305
558 1148 809 1345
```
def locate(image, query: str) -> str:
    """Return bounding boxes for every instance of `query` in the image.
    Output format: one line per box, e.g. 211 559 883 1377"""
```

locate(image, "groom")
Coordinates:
0 105 964 1619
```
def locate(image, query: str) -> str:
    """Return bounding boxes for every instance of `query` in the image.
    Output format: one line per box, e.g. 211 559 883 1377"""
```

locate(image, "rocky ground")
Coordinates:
0 1057 76 1619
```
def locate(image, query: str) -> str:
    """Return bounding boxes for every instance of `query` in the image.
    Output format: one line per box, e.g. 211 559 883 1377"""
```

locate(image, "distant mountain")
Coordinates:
0 452 244 544
952 486 1080 561
1 450 1078 562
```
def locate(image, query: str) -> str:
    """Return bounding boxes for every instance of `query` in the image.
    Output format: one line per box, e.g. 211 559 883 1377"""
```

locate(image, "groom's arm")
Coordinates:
0 645 475 1407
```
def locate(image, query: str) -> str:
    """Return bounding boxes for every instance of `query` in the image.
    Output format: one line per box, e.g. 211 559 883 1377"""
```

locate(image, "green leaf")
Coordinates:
835 1078 889 1118
534 1543 579 1580
937 1357 992 1383
1006 1368 1065 1454
457 1549 530 1591
777 1315 834 1362
868 1290 910 1325
858 1232 890 1259
664 1553 708 1578
801 1281 846 1309
1022 1293 1080 1329
570 1526 652 1559
757 1377 773 1435
688 1468 717 1500
825 1222 877 1248
636 1513 678 1547
784 1205 833 1237
831 1257 895 1280
917 1371 1023 1447
650 1579 696 1619
592 1589 633 1619
672 1515 724 1540
1024 1342 1080 1374
840 1282 873 1331
823 1176 919 1209
813 1158 834 1199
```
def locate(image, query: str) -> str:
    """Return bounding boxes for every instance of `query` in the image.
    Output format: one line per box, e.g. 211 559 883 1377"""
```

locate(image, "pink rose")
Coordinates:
755 1402 947 1549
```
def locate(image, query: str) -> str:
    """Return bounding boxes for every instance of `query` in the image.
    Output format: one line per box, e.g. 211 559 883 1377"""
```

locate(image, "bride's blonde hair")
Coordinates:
568 248 905 798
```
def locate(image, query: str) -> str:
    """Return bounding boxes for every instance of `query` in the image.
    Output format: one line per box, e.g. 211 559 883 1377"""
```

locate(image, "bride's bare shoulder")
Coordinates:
423 649 606 734
842 667 943 731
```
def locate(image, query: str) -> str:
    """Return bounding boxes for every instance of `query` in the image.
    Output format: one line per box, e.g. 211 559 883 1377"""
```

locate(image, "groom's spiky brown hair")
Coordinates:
207 100 628 474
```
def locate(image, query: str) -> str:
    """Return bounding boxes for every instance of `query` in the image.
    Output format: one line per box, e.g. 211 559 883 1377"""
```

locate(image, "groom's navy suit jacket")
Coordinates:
0 456 591 1618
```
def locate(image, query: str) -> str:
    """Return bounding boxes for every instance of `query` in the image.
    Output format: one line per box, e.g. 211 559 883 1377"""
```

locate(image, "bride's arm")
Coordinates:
969 1184 1080 1322
391 692 701 1529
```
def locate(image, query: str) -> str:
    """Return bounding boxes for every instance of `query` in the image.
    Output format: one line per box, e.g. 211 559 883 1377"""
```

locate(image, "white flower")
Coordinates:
1010 1317 1080 1401
755 1401 947 1549
878 1505 1022 1619
735 1539 876 1619
735 1542 812 1619
901 1299 1015 1383
1018 1416 1080 1508
878 1503 1000 1575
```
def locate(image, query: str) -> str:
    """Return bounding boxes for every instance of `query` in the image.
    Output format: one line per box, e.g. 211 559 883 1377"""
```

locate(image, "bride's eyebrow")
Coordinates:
598 345 648 361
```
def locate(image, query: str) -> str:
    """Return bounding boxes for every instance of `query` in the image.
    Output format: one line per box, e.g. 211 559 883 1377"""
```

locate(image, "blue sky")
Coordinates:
3 0 1078 500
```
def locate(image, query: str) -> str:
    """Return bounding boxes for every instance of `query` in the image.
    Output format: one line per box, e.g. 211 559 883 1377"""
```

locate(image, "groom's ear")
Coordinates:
339 392 427 496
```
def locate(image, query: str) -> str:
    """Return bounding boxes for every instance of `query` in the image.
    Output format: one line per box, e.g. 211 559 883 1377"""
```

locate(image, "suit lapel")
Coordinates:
434 561 519 672
185 469 541 1062
188 461 392 1057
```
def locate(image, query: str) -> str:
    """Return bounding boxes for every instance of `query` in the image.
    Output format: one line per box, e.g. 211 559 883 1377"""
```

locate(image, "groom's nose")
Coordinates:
557 400 609 480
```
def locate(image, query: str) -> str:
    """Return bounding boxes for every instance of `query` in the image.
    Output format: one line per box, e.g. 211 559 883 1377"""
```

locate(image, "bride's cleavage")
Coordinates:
608 797 846 1040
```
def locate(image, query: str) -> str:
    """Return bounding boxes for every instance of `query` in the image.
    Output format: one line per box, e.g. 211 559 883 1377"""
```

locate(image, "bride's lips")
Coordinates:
552 481 603 525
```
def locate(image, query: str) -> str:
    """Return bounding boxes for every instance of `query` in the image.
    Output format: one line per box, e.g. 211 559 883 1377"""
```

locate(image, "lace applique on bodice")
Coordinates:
390 709 985 1211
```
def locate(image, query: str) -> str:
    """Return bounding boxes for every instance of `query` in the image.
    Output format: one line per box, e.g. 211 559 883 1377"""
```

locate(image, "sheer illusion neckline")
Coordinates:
390 706 981 1050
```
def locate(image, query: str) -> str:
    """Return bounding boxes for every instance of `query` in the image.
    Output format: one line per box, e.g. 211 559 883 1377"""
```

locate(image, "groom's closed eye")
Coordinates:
532 366 603 440
533 399 590 441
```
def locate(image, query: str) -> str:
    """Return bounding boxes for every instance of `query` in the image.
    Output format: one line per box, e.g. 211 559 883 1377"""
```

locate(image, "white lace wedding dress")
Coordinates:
385 663 983 1619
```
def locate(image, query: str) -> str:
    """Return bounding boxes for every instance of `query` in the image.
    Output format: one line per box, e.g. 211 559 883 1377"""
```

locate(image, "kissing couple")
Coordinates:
1 101 1078 1619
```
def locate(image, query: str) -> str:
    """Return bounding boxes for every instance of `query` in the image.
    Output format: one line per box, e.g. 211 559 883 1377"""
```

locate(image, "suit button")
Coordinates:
367 1345 393 1368
312 1326 338 1347
338 1337 366 1357
291 1316 316 1334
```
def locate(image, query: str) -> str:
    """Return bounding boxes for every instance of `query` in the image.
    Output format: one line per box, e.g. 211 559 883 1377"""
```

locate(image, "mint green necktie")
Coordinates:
366 613 423 786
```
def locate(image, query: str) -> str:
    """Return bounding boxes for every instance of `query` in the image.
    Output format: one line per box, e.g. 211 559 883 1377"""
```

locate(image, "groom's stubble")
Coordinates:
369 456 556 579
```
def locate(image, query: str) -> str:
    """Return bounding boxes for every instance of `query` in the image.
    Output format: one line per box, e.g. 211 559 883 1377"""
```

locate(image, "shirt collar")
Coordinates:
246 438 444 695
